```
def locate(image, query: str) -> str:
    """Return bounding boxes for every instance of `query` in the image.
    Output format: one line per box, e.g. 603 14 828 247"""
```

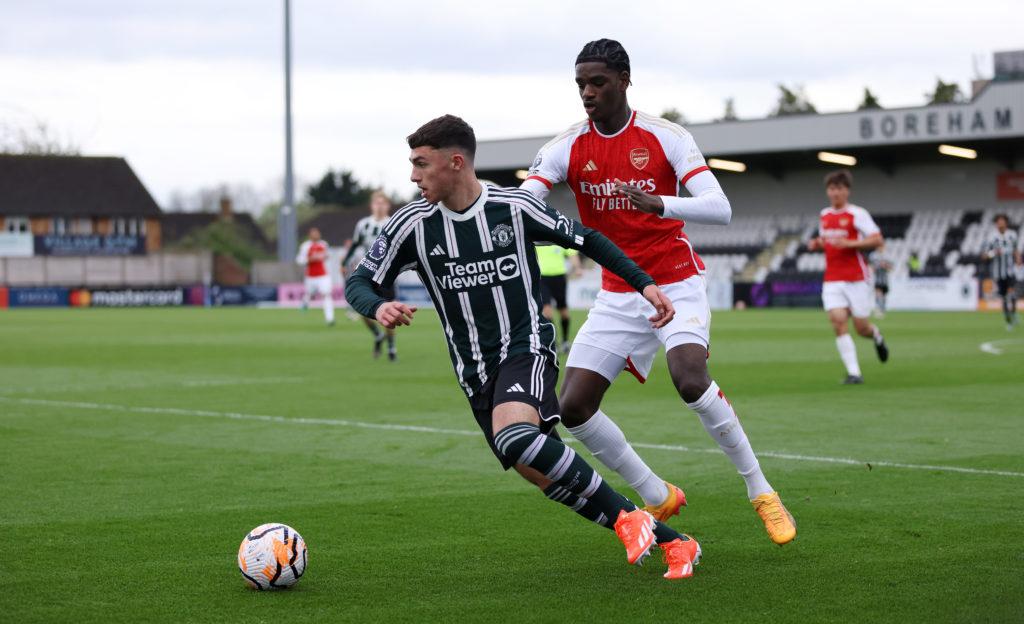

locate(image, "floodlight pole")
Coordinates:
278 0 297 262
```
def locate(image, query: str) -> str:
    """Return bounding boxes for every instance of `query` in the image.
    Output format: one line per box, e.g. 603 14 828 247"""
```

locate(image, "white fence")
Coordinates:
0 250 213 286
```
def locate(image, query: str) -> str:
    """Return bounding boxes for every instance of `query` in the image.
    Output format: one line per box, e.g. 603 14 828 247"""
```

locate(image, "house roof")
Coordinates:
162 212 274 253
0 154 162 218
299 210 366 247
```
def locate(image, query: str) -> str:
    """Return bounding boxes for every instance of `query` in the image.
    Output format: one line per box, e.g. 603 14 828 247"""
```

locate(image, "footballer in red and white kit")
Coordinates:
295 227 335 325
521 39 796 546
523 111 718 378
819 202 879 317
808 169 888 384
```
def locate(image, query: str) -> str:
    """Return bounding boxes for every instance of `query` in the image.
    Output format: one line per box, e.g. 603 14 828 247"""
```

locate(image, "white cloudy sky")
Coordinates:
1 0 1021 211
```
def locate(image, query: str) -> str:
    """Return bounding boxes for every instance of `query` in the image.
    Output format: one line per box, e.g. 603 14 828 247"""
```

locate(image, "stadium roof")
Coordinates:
476 81 1024 186
0 154 162 218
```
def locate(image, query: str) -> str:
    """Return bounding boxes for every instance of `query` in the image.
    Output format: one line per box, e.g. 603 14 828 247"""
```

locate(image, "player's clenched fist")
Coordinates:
375 301 417 329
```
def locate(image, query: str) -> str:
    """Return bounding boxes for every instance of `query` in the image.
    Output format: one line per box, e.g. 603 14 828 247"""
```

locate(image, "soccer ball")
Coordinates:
238 523 308 590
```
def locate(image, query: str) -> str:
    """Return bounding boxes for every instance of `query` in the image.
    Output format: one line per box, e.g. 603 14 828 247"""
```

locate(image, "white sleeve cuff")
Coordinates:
520 177 551 201
659 171 731 226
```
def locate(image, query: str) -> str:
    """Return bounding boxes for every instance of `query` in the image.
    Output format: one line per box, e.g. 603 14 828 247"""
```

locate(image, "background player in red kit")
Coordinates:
296 227 335 326
521 39 795 545
807 170 888 384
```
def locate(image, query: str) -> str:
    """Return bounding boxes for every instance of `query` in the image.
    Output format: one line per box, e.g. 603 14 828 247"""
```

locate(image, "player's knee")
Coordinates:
668 353 711 402
670 360 711 402
674 376 710 404
558 382 599 427
559 398 594 428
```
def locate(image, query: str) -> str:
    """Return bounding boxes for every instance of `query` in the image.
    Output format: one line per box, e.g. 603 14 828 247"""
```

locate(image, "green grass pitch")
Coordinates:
1 306 1022 623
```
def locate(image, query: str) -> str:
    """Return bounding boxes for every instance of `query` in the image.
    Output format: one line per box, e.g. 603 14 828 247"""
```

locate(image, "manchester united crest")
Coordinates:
630 148 650 170
491 223 514 248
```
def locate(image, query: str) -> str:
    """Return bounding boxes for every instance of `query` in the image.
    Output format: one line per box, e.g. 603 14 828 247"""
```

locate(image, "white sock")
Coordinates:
872 326 883 344
566 410 669 506
687 382 773 499
835 334 861 376
323 293 335 324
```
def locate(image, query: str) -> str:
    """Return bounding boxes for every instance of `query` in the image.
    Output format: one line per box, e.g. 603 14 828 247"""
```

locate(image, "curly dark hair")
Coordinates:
406 114 476 159
575 39 631 75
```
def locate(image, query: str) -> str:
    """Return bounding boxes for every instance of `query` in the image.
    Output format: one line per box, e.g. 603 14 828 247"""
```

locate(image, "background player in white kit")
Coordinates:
296 227 335 326
521 39 795 545
980 213 1022 330
342 191 398 359
807 170 888 383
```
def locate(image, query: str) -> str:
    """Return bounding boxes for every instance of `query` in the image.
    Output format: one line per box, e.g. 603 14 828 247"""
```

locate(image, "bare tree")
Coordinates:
0 119 80 155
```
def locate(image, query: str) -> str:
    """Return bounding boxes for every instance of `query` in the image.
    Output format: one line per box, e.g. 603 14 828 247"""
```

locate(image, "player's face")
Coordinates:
995 216 1008 232
370 195 390 219
309 228 321 241
826 183 850 208
575 62 628 123
410 146 456 205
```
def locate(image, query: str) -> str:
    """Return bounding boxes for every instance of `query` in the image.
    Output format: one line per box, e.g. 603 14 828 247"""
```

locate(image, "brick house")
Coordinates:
0 154 162 249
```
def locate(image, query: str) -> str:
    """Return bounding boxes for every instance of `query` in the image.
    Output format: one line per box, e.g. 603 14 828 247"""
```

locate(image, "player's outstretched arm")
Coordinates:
375 301 417 329
614 170 731 225
642 284 675 328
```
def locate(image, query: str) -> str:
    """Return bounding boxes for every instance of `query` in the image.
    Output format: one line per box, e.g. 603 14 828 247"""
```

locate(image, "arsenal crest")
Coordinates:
839 217 850 227
630 148 650 170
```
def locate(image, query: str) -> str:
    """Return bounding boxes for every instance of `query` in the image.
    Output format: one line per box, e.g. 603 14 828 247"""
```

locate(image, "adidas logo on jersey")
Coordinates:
583 160 598 172
430 244 446 256
506 383 525 393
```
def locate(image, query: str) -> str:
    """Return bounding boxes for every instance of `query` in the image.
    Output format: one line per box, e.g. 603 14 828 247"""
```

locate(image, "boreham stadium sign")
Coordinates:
859 106 1012 141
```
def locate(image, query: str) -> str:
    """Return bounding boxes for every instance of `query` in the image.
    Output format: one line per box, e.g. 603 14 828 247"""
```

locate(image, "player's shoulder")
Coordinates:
385 198 437 231
487 185 549 211
633 110 692 141
846 203 874 218
539 119 590 152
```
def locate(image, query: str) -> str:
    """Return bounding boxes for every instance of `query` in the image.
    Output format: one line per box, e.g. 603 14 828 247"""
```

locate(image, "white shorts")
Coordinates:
565 275 710 383
822 281 872 318
304 275 333 297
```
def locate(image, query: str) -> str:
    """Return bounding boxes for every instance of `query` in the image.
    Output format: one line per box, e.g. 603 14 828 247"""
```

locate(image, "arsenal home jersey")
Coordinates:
299 240 329 277
525 110 710 292
818 204 879 282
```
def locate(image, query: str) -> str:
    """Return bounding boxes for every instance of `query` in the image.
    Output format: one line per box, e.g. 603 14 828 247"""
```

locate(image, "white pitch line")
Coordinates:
0 396 479 437
2 396 1022 478
0 376 307 395
979 338 1024 355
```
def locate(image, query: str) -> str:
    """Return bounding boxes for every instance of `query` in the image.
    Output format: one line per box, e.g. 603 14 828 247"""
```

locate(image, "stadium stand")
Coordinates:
687 208 1024 285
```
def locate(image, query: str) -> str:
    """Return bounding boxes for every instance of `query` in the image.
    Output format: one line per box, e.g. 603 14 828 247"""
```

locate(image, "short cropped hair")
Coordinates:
407 115 476 159
369 189 390 204
576 39 631 75
824 169 853 188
